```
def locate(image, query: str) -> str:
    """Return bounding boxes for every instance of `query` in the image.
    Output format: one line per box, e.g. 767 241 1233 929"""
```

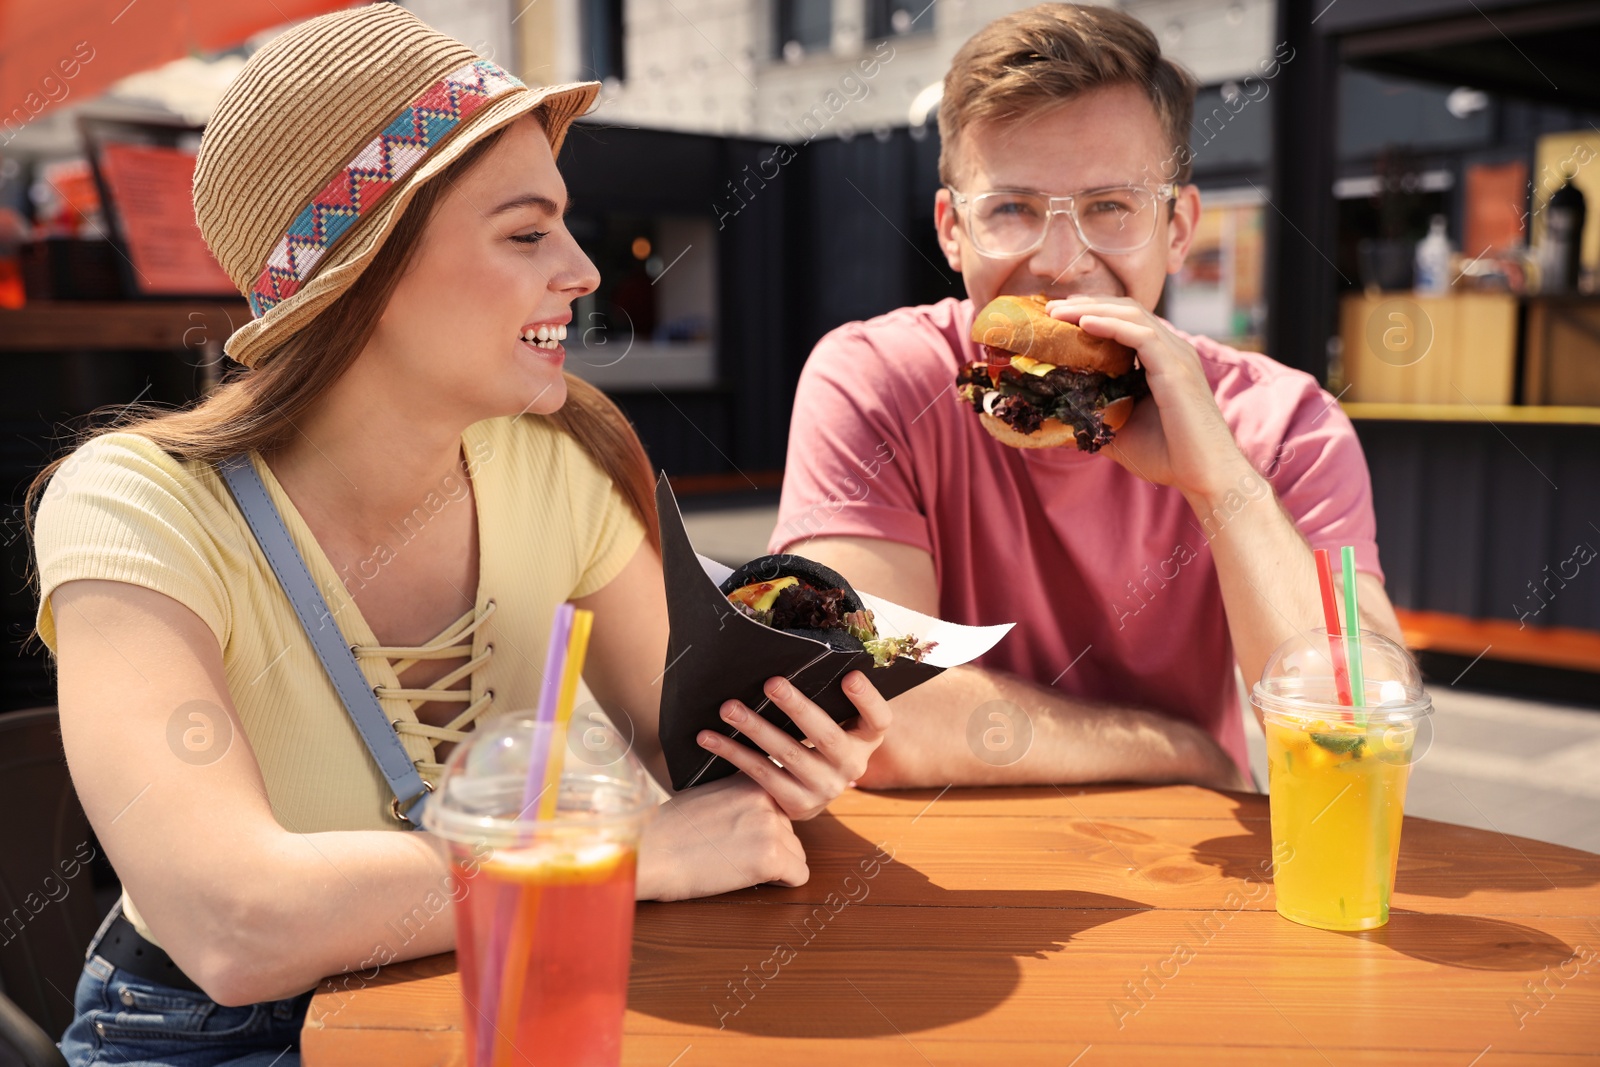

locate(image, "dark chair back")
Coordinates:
0 707 99 1048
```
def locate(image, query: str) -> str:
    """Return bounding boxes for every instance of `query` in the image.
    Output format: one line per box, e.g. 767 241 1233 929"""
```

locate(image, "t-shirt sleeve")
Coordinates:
560 433 647 598
769 326 931 555
32 434 232 654
1258 376 1386 585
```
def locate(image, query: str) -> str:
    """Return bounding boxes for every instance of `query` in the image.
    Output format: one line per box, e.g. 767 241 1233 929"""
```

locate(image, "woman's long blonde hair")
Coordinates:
25 122 660 596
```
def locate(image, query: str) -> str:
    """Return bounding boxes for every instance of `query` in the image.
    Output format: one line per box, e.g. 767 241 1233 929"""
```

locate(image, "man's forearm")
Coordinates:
1184 458 1401 692
859 664 1245 791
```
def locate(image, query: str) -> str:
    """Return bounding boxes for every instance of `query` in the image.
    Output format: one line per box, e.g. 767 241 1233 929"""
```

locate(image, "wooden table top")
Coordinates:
303 785 1600 1065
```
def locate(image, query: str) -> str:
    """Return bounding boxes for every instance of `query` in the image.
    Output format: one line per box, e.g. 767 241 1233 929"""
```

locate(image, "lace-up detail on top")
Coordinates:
353 598 497 777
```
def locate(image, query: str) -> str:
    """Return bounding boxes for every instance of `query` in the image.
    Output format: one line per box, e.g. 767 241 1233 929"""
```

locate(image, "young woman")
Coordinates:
28 7 890 1064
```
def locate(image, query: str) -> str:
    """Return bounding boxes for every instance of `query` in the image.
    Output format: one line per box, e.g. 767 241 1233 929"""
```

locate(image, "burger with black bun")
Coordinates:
957 293 1148 452
719 555 936 668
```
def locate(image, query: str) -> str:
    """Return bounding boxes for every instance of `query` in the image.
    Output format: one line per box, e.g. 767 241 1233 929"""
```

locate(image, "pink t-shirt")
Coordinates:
770 297 1385 775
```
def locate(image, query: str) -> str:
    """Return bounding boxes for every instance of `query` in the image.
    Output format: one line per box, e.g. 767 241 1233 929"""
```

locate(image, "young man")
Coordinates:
770 4 1401 790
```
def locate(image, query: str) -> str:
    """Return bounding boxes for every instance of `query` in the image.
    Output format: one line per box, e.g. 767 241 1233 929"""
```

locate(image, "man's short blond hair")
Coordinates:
938 3 1198 186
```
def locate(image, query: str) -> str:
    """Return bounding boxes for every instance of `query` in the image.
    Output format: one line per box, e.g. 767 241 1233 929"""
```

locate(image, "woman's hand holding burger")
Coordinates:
1046 295 1255 502
640 666 893 899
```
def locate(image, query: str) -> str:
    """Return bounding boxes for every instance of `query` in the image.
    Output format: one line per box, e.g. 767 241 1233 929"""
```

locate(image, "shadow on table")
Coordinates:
1188 798 1600 898
1341 910 1578 970
1187 800 1586 971
1188 805 1275 884
1392 820 1600 899
628 814 1148 1038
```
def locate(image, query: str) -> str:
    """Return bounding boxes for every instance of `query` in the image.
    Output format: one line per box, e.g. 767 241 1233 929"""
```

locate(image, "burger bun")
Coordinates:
971 294 1137 377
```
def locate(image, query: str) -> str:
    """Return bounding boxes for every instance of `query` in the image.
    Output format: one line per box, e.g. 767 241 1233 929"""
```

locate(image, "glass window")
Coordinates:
866 0 931 40
580 0 625 82
1163 191 1268 352
776 0 833 61
1338 70 1492 159
1188 82 1271 174
565 213 719 389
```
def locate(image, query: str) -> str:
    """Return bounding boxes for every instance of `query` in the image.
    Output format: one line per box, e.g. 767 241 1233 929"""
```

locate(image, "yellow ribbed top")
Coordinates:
32 415 644 946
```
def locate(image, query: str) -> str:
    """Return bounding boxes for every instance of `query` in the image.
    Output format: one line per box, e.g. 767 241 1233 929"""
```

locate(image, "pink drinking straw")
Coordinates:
475 603 574 1061
1313 548 1355 716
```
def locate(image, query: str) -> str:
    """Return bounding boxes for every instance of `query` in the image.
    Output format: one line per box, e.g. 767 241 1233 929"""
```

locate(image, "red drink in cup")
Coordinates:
450 831 638 1064
427 716 655 1067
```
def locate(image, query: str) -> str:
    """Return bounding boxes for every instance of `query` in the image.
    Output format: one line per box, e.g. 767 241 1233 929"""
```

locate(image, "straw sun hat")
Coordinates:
194 2 599 368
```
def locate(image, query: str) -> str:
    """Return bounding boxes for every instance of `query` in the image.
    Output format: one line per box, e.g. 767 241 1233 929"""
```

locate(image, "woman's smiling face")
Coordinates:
369 112 599 421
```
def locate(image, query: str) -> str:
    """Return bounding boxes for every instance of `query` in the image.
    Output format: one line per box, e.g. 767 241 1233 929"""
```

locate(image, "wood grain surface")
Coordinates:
0 301 249 351
303 785 1600 1065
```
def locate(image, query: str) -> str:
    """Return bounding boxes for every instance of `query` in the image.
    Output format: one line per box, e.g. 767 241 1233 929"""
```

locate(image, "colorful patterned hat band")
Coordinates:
248 58 524 318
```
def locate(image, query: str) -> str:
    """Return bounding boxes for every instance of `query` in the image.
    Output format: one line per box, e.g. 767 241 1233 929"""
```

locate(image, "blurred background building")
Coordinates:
4 0 1600 695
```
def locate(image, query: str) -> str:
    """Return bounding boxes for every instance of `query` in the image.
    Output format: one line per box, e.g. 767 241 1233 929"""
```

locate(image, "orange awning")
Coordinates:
1 0 356 133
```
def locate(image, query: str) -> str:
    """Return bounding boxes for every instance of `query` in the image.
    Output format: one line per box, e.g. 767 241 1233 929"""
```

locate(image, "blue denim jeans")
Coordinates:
58 905 314 1067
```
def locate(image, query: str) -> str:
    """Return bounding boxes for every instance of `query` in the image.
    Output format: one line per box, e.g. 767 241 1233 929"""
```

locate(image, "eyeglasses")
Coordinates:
947 184 1178 258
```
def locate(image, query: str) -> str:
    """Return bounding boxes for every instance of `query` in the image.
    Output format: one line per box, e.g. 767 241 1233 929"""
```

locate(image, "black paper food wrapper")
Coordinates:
655 475 1012 790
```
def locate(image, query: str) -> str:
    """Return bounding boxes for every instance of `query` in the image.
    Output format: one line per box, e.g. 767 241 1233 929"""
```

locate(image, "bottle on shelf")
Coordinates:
1543 179 1587 293
1414 215 1453 297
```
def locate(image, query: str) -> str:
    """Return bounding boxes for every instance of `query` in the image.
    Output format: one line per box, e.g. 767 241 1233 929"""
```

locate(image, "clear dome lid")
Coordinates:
422 711 657 847
1252 628 1431 723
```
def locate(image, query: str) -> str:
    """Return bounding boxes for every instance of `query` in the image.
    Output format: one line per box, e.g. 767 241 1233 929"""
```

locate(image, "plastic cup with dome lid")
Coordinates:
424 711 655 1066
1252 627 1432 931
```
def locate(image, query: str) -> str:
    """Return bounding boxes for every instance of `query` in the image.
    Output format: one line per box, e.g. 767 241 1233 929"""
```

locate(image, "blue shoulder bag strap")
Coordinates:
217 453 433 829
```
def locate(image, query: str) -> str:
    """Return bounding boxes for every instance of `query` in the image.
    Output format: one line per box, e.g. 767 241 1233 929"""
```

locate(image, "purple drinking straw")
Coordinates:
522 603 576 811
476 602 574 1061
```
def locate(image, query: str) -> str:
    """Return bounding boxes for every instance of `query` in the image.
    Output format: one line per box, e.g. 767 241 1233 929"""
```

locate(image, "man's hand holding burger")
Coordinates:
1043 293 1402 699
1045 295 1254 503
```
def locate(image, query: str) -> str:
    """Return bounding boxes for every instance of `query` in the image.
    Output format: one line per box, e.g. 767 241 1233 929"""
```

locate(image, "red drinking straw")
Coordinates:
1313 548 1355 714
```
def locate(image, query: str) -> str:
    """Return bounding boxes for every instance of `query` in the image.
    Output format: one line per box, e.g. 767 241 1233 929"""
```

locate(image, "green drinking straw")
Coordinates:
1341 546 1367 726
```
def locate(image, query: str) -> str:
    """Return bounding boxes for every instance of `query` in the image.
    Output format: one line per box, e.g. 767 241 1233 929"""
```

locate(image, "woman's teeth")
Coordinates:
520 324 568 349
